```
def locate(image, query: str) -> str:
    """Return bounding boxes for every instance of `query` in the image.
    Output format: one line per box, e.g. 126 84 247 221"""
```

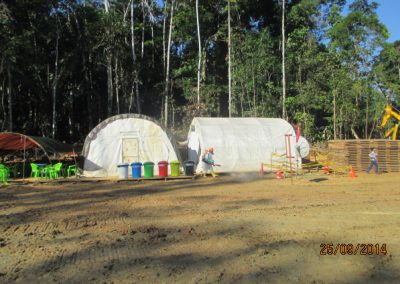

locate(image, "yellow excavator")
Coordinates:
380 105 400 140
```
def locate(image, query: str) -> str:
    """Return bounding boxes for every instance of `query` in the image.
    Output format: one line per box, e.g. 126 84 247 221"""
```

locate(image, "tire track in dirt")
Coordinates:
2 219 105 237
37 242 158 274
28 224 197 275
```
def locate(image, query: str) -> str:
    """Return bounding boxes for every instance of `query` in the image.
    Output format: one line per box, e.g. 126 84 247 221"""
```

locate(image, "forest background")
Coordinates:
1 0 399 144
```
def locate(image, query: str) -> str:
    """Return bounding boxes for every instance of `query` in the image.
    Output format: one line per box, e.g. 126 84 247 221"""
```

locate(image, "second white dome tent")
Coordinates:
187 117 308 173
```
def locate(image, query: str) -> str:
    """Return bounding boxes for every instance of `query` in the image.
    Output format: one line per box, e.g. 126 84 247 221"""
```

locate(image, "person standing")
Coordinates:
200 147 218 177
295 122 302 143
366 148 379 174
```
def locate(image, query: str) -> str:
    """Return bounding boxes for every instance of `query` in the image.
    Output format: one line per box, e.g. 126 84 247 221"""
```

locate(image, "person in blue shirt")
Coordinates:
366 148 379 174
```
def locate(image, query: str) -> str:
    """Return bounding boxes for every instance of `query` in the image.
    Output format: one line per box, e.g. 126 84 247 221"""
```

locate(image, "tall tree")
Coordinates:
0 2 14 131
281 0 287 120
327 0 388 138
104 0 114 117
374 41 400 102
227 0 232 117
164 0 174 126
52 13 60 138
195 0 201 108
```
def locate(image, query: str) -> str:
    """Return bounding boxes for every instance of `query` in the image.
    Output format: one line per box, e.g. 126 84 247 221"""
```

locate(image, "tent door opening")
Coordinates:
122 138 139 164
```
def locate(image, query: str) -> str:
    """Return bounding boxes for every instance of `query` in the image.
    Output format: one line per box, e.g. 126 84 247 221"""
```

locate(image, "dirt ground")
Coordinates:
0 172 399 283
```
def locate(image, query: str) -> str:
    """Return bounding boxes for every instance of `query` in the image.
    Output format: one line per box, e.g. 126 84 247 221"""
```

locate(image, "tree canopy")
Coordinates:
0 0 398 143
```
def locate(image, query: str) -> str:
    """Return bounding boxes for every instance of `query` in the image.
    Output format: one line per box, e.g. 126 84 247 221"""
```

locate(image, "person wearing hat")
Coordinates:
200 147 218 177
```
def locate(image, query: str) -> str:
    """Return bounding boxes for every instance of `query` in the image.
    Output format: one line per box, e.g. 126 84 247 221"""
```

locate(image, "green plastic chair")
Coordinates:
52 162 63 178
61 164 69 177
30 163 42 178
43 165 57 179
0 164 9 185
67 165 77 177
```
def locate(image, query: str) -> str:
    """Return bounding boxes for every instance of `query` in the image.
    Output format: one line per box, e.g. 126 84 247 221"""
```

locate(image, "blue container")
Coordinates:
131 162 142 178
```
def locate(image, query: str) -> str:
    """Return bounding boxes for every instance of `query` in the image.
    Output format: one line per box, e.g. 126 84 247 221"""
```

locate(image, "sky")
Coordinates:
375 0 399 43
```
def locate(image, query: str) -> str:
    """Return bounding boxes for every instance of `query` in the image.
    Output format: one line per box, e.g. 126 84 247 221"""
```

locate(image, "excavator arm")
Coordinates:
384 124 399 140
380 105 400 140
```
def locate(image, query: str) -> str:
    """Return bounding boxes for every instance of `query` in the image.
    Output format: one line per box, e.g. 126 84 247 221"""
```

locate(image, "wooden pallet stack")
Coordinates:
328 140 400 172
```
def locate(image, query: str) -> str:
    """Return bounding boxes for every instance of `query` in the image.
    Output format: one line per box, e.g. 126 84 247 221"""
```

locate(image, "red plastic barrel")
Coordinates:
158 161 168 177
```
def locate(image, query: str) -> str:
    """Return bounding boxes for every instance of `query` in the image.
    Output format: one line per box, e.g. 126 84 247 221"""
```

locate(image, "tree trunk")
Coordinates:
239 80 245 117
281 0 287 120
130 0 135 61
141 1 145 59
195 0 201 108
52 25 59 139
369 113 377 139
135 76 141 114
339 104 343 139
106 54 113 116
83 54 90 130
7 66 12 132
88 52 95 129
150 0 155 68
251 56 256 116
151 23 155 67
164 0 174 126
68 112 72 138
115 56 120 114
398 65 400 81
104 0 109 11
365 93 368 139
351 127 360 139
130 0 141 113
162 0 167 75
333 90 336 139
105 0 113 117
119 64 124 113
170 81 174 128
201 45 207 84
129 86 134 113
1 77 6 131
227 0 232 117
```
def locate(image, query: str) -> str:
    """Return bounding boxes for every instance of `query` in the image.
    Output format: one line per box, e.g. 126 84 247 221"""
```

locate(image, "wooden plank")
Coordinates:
328 139 400 172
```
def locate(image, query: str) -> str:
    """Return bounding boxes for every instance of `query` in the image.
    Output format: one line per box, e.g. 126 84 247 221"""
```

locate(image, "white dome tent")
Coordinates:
82 114 179 177
187 117 309 173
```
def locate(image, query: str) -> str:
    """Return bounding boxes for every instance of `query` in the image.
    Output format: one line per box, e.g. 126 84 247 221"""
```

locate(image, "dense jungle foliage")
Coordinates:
0 0 399 143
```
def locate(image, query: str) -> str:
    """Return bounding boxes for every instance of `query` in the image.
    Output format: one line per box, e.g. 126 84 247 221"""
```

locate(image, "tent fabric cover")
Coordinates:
187 117 301 172
82 114 179 177
0 132 76 154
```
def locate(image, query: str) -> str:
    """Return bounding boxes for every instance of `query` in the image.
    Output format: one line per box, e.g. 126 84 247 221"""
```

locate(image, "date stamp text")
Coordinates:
320 243 387 255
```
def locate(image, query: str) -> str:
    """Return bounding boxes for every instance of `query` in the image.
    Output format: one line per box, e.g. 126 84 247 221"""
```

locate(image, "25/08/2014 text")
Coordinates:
320 243 387 255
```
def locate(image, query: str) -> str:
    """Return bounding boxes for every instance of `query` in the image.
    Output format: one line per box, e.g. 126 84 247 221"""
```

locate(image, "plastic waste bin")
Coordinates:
158 161 168 177
184 161 195 176
131 162 142 178
143 161 154 178
170 160 180 177
117 163 129 179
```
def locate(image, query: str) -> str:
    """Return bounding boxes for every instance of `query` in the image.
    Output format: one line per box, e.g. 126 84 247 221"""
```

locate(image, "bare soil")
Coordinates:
0 172 399 283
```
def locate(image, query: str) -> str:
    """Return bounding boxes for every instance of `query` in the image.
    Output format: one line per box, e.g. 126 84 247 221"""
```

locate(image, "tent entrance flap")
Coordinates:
122 138 139 164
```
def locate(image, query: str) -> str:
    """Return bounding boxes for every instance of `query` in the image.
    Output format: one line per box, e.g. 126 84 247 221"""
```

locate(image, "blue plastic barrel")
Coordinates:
131 162 142 178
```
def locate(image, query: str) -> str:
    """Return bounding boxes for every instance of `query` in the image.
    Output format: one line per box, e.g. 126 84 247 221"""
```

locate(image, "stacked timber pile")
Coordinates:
328 140 400 172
